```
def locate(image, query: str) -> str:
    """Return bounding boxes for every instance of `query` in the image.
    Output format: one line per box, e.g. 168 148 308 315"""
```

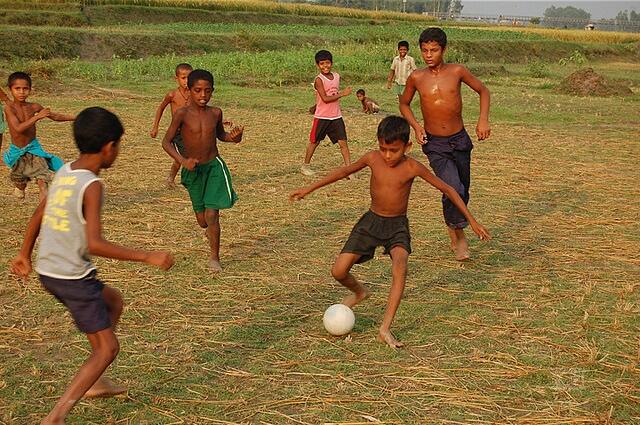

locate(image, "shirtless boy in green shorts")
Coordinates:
161 69 244 272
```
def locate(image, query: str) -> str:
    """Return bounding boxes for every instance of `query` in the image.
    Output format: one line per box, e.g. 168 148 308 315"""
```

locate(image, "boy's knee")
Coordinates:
195 213 208 228
204 209 219 226
96 336 120 363
331 264 348 281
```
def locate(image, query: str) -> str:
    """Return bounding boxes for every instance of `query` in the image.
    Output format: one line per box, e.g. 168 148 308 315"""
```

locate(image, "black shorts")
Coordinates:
341 210 411 264
39 271 111 334
309 117 347 144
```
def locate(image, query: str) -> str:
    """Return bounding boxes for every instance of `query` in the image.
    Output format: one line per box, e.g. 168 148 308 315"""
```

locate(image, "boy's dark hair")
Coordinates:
73 107 124 154
377 116 410 145
315 50 333 64
175 63 193 75
187 69 214 89
356 89 365 96
398 40 409 49
8 71 32 88
419 27 447 49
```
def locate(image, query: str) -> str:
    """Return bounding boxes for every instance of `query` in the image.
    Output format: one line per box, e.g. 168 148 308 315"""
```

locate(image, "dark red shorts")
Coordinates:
309 117 347 144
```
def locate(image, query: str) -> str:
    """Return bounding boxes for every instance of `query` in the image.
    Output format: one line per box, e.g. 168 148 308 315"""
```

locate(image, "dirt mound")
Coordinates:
558 68 633 96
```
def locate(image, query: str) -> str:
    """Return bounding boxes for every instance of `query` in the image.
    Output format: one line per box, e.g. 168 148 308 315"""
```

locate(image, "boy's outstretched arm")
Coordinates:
10 199 46 277
161 109 197 170
398 75 426 145
83 181 174 269
4 103 47 134
47 110 75 122
414 161 491 240
290 153 369 201
216 111 243 143
150 93 172 138
314 77 351 104
460 66 491 140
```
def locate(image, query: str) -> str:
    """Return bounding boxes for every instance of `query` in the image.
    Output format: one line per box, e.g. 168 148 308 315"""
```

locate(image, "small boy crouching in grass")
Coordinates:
11 107 174 424
291 116 490 348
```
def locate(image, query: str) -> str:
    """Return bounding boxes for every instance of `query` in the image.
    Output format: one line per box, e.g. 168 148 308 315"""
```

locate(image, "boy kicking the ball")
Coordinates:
291 116 490 348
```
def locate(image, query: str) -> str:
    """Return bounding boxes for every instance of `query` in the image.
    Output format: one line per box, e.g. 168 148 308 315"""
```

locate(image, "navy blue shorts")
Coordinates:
39 271 111 334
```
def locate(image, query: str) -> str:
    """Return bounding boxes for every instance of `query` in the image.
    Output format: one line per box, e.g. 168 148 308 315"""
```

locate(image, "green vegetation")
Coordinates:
1 1 639 424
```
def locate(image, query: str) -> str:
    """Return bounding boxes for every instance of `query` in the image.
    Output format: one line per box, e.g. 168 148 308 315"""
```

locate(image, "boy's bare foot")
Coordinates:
83 377 127 398
14 187 25 199
341 287 370 308
454 237 470 261
208 258 222 273
377 330 404 348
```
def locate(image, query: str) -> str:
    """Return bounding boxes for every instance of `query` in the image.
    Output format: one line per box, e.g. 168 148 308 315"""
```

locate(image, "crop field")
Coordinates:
1 1 639 424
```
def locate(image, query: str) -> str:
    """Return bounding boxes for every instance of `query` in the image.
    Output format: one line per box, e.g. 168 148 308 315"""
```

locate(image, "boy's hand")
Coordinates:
10 254 32 277
181 157 198 171
340 87 352 97
150 127 158 138
145 251 175 270
386 81 392 89
36 108 51 120
229 126 244 143
476 119 491 141
414 127 428 145
469 221 491 241
289 188 310 202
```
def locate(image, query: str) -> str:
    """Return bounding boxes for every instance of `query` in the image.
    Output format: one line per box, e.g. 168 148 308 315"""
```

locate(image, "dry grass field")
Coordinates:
1 64 639 423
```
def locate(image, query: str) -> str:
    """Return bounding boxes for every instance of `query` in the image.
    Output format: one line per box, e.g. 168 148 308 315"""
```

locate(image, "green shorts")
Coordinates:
393 83 405 96
0 104 5 134
181 156 238 213
10 153 53 184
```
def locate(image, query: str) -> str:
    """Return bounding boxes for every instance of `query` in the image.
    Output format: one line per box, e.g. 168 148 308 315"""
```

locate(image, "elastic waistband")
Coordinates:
426 128 467 141
367 209 407 221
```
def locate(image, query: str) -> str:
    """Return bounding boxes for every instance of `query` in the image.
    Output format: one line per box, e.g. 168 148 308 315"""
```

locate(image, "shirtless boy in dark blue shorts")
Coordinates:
400 27 491 261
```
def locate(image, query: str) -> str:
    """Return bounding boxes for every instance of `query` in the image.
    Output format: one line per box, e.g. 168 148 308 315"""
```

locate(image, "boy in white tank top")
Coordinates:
301 50 352 176
11 107 174 424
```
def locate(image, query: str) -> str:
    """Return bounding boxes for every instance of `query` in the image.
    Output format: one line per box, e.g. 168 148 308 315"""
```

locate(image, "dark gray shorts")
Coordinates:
39 271 111 334
341 210 411 264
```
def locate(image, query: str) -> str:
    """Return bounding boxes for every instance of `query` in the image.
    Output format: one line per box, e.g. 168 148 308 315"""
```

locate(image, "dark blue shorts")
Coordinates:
39 271 111 334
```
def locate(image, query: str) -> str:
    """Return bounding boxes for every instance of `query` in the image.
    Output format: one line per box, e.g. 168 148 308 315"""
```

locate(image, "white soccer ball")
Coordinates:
323 304 355 336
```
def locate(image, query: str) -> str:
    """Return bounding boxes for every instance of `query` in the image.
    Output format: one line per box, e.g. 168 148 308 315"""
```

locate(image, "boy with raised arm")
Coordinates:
291 116 490 348
150 63 193 187
162 69 243 273
3 72 75 201
302 49 352 176
399 27 491 261
10 107 174 424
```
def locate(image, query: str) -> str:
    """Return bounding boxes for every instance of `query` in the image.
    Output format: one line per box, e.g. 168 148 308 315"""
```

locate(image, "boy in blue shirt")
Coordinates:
11 107 174 424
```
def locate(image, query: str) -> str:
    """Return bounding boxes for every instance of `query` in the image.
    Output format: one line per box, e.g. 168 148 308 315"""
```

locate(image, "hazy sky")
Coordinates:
460 1 640 19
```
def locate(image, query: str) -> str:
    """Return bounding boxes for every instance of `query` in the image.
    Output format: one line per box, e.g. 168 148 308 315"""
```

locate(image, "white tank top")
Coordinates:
36 163 102 279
